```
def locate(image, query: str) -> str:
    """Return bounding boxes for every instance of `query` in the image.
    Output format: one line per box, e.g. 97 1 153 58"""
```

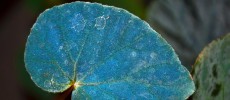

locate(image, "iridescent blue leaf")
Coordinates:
24 1 195 99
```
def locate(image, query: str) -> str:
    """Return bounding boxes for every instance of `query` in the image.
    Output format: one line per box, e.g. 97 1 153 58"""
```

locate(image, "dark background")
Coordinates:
0 0 151 100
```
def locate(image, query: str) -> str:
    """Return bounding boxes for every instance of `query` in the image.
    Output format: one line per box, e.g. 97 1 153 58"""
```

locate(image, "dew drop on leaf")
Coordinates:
70 14 86 32
131 51 137 57
150 52 157 59
95 15 106 30
44 80 51 88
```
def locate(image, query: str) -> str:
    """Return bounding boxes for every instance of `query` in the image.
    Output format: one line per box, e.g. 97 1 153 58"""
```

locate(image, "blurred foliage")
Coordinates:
147 0 230 70
192 33 230 99
93 0 146 19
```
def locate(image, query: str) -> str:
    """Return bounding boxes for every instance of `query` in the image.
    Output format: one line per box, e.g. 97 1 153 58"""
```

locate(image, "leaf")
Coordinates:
192 33 230 99
17 49 54 99
24 1 195 99
147 0 230 70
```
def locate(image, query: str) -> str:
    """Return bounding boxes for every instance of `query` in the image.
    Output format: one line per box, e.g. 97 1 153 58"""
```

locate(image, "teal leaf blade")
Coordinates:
25 1 195 99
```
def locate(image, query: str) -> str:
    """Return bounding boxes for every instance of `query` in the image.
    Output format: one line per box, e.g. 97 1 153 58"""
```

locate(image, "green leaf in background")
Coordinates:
192 33 230 99
147 0 230 70
25 1 195 99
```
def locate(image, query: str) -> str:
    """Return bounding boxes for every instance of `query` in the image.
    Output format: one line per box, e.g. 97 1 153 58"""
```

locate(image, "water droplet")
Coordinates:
139 92 152 99
165 75 170 79
44 80 51 88
61 53 64 57
150 52 157 58
70 14 86 32
39 43 45 48
131 51 137 57
64 60 68 65
89 59 95 64
58 45 63 52
96 40 101 44
95 15 106 30
128 20 133 23
53 73 69 84
131 60 147 73
66 10 70 13
135 43 144 50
